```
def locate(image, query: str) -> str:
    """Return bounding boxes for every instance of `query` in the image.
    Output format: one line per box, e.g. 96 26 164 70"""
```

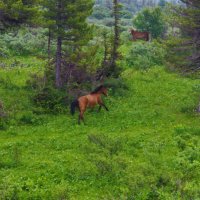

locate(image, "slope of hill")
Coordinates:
0 57 199 199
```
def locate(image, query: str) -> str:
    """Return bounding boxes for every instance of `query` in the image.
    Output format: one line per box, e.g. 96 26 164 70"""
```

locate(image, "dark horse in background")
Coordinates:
131 29 150 41
70 85 109 124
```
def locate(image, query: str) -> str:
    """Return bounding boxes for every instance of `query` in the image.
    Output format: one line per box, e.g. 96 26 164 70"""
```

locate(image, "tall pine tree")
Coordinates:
41 0 93 88
0 0 40 30
166 0 200 72
178 0 200 71
110 0 121 77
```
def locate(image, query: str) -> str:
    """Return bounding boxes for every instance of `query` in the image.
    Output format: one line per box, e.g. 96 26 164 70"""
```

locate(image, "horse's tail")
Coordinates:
70 99 79 115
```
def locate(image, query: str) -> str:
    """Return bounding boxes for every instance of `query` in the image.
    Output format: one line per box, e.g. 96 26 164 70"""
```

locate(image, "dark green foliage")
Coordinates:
0 0 40 30
91 5 111 19
102 18 114 27
0 117 8 130
124 41 166 70
104 77 128 96
120 9 132 19
41 0 94 88
133 7 166 38
19 112 44 125
0 100 8 130
165 0 200 73
33 87 67 114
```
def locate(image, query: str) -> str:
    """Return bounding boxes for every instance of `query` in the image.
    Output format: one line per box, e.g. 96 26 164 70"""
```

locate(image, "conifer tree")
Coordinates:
133 7 165 38
178 0 200 71
110 0 121 77
41 0 93 88
166 0 200 72
0 0 40 30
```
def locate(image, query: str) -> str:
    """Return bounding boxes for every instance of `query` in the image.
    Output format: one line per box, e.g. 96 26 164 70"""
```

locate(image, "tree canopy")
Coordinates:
0 0 40 30
133 7 165 38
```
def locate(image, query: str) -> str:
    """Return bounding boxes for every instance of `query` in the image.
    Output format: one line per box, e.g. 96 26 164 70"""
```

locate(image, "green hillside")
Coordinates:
0 58 199 199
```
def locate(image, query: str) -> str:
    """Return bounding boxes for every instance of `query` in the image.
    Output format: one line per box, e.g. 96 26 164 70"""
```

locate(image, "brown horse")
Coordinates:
131 29 150 41
70 85 109 124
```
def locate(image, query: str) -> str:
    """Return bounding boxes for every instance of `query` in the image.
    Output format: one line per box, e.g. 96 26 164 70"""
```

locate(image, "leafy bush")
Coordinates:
133 7 166 38
19 112 44 125
0 101 8 130
104 77 128 96
102 18 114 27
0 117 8 130
33 87 67 114
91 5 111 20
124 41 166 70
26 73 46 90
120 10 133 19
0 28 49 56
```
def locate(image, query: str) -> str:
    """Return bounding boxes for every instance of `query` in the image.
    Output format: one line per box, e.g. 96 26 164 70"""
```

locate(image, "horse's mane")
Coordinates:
90 85 104 94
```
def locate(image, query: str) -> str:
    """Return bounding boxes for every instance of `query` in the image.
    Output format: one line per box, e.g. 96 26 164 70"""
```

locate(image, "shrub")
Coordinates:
124 41 166 70
0 117 8 130
0 101 8 130
120 10 133 19
103 18 114 27
33 87 67 114
91 5 111 20
104 77 128 96
0 28 48 56
19 112 44 125
26 73 46 90
133 7 166 38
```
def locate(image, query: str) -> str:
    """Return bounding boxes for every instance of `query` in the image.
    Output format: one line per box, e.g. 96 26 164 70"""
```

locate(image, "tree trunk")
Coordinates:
111 0 120 72
48 29 51 59
103 32 108 64
55 0 62 88
55 36 62 88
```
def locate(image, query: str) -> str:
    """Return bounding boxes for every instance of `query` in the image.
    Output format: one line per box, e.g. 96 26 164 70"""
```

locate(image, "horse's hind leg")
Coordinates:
81 112 86 125
78 112 85 125
98 105 102 112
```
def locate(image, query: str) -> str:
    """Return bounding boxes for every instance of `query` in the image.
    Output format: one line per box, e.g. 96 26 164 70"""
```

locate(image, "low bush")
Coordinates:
0 28 49 57
124 41 166 70
0 100 9 130
0 117 8 130
104 77 128 96
32 87 67 114
91 5 111 20
19 112 44 125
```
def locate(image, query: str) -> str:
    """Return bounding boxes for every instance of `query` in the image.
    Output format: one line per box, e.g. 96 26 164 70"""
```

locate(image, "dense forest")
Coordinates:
0 0 200 199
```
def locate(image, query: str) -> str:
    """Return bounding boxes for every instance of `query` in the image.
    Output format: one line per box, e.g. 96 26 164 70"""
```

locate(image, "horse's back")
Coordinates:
131 30 149 41
78 94 98 108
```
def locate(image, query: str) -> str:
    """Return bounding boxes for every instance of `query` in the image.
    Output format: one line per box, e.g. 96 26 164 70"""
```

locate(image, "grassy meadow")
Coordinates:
0 56 200 199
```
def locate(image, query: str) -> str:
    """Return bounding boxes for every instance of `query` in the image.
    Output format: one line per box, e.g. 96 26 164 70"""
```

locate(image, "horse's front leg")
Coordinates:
98 102 109 111
103 104 109 111
98 105 102 112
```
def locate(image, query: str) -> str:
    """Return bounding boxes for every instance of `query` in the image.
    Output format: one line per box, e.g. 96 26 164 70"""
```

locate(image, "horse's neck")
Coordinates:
91 93 101 98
